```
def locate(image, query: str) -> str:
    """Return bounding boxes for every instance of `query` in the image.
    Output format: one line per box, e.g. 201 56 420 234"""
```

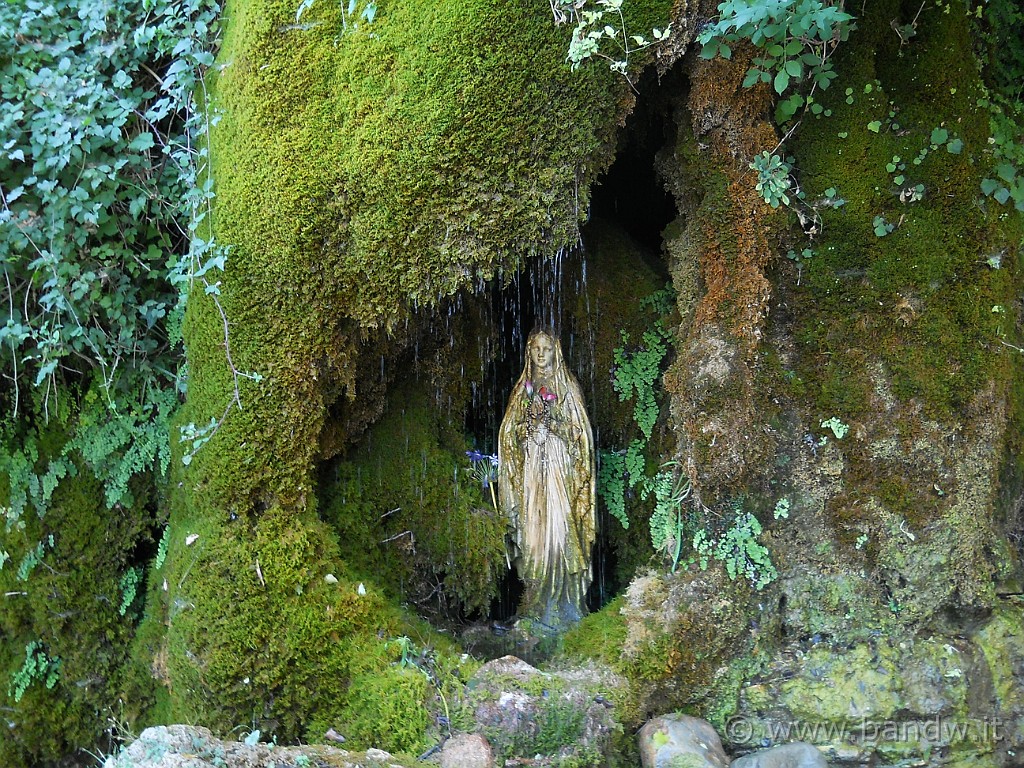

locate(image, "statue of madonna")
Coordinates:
497 328 595 629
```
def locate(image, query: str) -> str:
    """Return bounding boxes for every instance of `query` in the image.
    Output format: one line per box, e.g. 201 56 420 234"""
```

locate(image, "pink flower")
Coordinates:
539 386 556 402
524 380 535 398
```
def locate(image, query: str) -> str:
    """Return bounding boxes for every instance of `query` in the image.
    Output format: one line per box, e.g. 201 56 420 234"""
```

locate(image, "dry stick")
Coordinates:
2 263 19 416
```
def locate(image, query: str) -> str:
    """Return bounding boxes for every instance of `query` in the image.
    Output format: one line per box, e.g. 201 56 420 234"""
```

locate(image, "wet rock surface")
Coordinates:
731 742 829 768
105 725 413 767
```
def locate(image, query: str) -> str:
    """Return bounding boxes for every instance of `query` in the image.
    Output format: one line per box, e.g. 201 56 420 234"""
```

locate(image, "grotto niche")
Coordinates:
312 64 683 649
497 327 597 632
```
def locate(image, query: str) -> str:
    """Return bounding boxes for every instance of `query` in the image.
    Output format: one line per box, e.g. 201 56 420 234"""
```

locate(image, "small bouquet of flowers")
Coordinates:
523 380 557 415
465 449 499 511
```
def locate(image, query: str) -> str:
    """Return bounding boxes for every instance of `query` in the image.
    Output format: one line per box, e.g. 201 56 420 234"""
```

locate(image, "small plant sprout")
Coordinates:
773 498 791 519
855 533 869 550
752 151 794 208
786 247 815 284
561 0 673 82
872 215 895 237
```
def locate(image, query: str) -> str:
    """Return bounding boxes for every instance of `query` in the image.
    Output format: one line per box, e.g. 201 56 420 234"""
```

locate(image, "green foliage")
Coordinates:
974 0 1024 211
0 439 163 767
597 439 644 529
820 416 849 438
118 566 144 617
693 506 776 590
8 641 61 703
16 534 53 581
641 463 691 571
0 0 223 397
561 0 673 77
1 0 226 531
751 151 794 208
153 526 171 570
610 290 674 439
872 214 894 237
598 287 675 536
698 0 855 122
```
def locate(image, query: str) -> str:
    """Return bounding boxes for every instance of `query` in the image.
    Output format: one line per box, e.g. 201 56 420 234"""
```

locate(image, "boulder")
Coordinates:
638 714 730 768
440 733 495 768
464 655 624 765
731 742 829 768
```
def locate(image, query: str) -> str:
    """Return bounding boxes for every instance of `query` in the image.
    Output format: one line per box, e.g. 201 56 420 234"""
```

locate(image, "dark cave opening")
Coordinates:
588 68 679 258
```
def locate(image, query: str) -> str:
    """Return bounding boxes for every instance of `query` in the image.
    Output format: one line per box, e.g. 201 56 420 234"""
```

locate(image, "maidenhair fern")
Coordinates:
597 439 645 529
118 566 144 617
693 507 777 590
8 641 61 703
642 463 691 572
598 287 676 533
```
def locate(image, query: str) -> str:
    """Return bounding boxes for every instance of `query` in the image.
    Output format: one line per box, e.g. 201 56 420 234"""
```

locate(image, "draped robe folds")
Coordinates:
498 332 595 629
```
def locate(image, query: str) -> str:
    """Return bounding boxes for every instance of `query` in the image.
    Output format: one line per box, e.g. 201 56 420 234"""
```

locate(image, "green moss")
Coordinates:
319 378 507 616
169 0 672 741
0 419 161 766
561 596 629 668
775 0 1023 615
792 0 1016 426
340 665 431 755
975 605 1024 724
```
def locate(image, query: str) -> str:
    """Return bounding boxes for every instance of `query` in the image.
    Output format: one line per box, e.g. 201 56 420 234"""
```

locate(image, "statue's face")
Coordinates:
529 334 555 373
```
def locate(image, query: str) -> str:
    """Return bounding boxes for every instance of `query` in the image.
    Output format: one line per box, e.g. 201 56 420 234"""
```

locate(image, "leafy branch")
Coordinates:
555 0 673 86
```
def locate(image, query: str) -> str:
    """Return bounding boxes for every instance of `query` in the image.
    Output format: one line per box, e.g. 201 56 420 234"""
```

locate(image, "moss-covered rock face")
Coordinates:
703 606 1024 765
755 0 1023 625
556 1 1023 763
561 565 753 727
170 0 678 746
319 376 508 617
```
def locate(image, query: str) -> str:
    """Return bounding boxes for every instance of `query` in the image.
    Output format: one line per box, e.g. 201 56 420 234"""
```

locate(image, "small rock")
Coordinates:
440 733 495 768
731 742 829 768
639 714 730 768
365 747 391 759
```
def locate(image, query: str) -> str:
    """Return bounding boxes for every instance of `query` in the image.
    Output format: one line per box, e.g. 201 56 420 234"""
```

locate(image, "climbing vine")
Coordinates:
1 0 225 531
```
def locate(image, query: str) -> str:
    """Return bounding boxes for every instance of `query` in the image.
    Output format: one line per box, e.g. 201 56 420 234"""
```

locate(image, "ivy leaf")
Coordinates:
773 69 790 94
996 163 1016 183
867 120 882 133
946 138 963 154
129 132 155 151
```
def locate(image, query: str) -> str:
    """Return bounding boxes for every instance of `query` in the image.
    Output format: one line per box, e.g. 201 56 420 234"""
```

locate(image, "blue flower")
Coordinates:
466 449 485 462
